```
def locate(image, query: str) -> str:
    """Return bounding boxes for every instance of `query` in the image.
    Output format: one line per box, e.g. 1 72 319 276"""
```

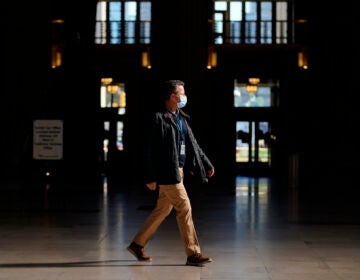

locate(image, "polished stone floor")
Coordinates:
0 176 359 280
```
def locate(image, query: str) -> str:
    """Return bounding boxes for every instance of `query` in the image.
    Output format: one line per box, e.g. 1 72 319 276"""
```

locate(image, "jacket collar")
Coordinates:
163 108 190 120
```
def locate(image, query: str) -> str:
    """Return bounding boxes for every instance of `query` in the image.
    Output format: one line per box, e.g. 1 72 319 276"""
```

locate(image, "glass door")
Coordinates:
236 121 272 168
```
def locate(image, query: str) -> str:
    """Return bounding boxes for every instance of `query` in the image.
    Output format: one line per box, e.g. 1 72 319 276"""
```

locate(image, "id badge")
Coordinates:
180 144 186 155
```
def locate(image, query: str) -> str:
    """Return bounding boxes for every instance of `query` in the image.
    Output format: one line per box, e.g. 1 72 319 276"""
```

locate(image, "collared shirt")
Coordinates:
168 109 186 167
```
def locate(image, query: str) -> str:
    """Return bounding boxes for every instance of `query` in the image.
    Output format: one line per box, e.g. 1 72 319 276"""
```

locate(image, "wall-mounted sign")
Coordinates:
33 120 63 160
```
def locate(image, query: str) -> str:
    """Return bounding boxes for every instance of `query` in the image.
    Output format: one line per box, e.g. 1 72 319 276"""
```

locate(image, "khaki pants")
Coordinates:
133 168 200 256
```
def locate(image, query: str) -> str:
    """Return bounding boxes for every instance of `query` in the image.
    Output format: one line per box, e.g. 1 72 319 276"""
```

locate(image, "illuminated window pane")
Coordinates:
236 121 250 163
100 79 126 113
95 0 152 44
234 85 271 107
258 122 269 163
117 121 124 150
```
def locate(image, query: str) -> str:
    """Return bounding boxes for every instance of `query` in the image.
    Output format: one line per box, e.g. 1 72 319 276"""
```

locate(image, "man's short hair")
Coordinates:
162 80 185 101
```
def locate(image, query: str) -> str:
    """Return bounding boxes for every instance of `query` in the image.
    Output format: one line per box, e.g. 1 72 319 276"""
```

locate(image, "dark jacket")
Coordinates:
143 109 214 185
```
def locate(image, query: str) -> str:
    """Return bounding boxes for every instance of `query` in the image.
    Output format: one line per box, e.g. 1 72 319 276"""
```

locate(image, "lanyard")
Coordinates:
168 110 182 132
176 115 183 132
169 111 185 142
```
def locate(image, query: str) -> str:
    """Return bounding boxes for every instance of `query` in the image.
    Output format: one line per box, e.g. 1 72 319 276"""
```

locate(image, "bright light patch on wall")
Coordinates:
51 19 64 69
142 49 151 69
298 50 308 69
207 47 217 69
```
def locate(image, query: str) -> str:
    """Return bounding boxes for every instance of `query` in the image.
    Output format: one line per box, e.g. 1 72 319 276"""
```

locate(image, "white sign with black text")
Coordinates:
33 120 63 160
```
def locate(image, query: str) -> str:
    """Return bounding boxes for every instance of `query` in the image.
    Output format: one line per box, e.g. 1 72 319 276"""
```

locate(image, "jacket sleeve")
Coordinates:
185 121 214 183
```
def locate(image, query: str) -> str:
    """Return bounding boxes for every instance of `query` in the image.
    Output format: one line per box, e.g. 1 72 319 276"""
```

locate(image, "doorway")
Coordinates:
236 120 275 174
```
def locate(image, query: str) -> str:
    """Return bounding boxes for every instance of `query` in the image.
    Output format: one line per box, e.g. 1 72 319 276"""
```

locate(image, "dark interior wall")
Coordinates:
297 3 355 191
2 2 51 180
1 1 100 184
151 0 209 80
48 0 100 184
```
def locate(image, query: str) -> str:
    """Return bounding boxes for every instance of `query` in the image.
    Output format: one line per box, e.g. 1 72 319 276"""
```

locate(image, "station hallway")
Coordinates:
1 176 359 280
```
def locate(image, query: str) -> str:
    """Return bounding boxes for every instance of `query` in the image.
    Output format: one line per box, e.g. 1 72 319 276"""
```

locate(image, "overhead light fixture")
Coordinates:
101 77 113 85
248 77 260 85
107 84 119 94
246 77 260 93
246 85 258 93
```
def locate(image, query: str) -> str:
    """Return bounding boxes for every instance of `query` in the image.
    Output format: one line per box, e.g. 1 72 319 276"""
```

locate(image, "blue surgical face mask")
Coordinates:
178 95 187 109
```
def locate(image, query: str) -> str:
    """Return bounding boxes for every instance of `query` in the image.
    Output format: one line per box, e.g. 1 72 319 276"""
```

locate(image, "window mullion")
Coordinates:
272 1 276 44
241 1 246 43
256 1 261 44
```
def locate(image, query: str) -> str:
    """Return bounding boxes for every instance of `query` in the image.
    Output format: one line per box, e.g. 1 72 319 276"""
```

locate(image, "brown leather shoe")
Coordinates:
186 253 212 266
127 242 152 261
